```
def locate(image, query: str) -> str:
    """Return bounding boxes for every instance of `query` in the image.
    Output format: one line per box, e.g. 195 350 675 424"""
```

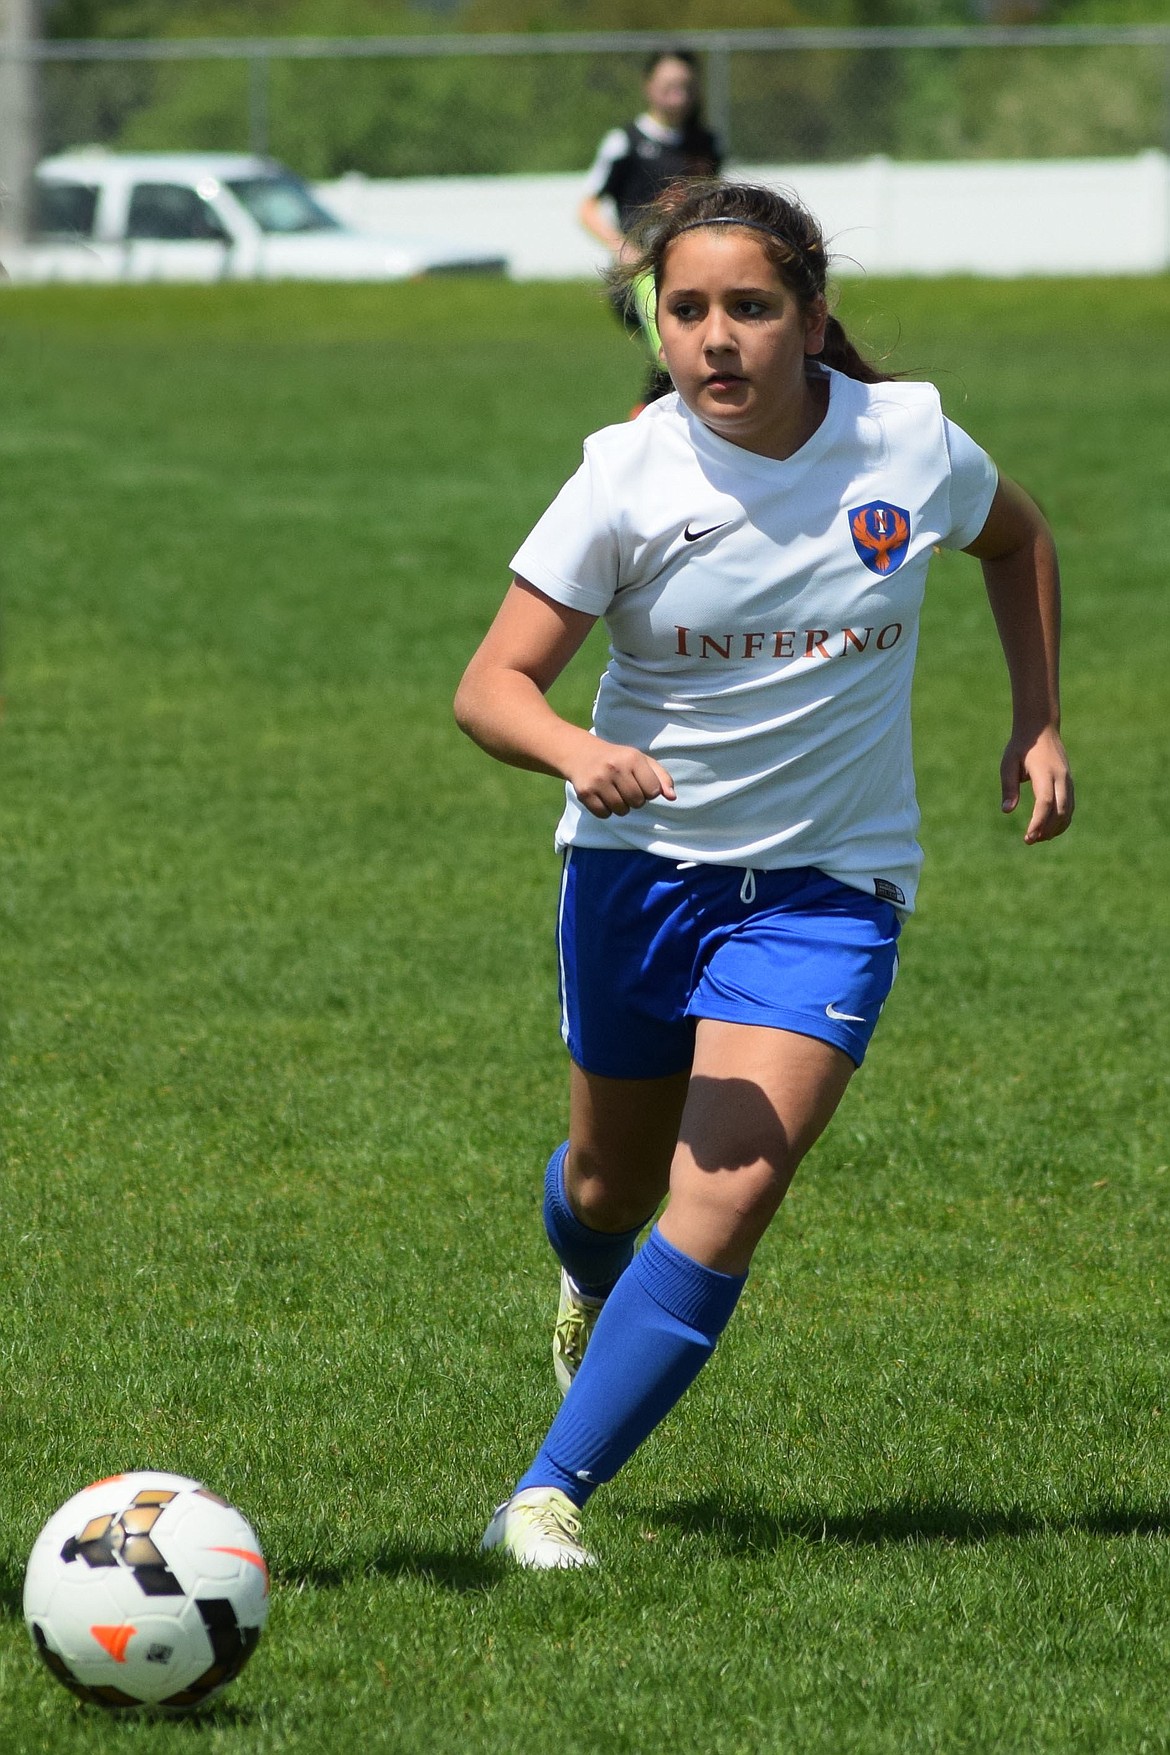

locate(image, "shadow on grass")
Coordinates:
275 1546 502 1596
0 1563 23 1617
642 1497 1170 1552
145 1703 259 1730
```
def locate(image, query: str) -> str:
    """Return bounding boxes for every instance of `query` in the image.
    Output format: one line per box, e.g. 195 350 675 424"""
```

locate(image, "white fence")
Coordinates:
320 151 1170 280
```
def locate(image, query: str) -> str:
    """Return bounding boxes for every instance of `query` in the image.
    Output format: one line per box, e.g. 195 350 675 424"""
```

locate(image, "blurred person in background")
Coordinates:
578 49 722 410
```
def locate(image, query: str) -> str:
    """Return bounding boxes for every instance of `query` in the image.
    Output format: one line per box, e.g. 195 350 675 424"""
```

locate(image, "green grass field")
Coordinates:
2 272 1169 1754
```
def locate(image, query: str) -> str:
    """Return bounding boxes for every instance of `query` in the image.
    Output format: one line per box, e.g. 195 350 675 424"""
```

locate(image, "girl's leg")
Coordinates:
660 1021 854 1274
542 1064 688 1295
544 1064 688 1387
512 1021 853 1510
564 1061 689 1232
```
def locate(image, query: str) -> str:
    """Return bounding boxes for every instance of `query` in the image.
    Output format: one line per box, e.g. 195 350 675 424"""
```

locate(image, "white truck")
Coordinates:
3 150 508 284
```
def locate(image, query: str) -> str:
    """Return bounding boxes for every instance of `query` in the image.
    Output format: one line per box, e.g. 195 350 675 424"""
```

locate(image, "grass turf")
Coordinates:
1 273 1168 1753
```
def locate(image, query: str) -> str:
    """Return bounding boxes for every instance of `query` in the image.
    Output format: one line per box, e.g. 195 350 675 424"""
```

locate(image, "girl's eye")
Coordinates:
735 300 768 318
669 301 702 321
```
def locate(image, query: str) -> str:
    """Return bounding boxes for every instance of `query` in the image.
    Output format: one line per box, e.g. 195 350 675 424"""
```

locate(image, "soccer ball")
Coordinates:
23 1471 268 1712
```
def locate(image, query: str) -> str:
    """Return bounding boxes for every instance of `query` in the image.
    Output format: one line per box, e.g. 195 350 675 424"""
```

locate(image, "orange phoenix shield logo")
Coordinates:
849 502 911 575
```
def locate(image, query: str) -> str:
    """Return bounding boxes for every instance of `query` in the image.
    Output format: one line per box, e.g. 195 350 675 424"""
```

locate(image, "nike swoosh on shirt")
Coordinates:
825 1002 867 1023
683 521 730 543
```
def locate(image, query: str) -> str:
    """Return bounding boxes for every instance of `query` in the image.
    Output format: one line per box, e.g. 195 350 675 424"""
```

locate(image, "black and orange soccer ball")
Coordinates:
23 1471 268 1712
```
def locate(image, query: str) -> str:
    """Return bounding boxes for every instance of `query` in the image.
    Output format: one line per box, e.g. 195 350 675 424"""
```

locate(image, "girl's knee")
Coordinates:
566 1148 661 1234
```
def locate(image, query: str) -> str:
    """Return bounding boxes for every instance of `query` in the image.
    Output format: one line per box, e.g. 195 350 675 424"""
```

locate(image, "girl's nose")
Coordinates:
703 310 734 351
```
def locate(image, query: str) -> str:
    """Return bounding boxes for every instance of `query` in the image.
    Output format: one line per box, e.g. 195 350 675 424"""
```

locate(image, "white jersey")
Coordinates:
510 368 998 912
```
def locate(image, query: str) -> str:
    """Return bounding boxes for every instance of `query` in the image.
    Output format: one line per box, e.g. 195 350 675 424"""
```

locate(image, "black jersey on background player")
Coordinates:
588 114 723 233
578 51 722 406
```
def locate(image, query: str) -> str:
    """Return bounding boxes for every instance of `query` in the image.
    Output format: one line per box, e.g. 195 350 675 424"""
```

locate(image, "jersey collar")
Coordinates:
679 364 852 480
634 111 686 146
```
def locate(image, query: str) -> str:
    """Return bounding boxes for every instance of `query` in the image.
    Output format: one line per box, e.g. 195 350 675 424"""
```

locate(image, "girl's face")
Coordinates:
657 228 828 460
643 57 697 128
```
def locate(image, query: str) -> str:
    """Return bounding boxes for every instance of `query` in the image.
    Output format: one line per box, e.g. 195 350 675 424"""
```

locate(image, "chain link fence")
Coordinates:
15 26 1170 177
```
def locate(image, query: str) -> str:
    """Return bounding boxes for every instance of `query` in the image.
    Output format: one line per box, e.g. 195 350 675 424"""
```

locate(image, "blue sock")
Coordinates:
542 1141 644 1300
516 1226 746 1506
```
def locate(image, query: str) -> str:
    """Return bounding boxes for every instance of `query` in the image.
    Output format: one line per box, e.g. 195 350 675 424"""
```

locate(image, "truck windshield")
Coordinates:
34 181 98 239
225 175 341 235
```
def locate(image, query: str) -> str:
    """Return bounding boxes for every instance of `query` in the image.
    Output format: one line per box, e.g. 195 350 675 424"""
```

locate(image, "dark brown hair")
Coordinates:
642 47 699 80
613 179 892 385
641 49 707 148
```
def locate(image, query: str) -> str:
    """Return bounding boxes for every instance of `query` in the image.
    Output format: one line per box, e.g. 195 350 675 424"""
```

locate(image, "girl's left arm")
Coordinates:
964 476 1074 844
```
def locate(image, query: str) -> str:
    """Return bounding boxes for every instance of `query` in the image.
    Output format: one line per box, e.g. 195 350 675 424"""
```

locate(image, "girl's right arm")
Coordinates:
454 579 675 819
577 193 626 256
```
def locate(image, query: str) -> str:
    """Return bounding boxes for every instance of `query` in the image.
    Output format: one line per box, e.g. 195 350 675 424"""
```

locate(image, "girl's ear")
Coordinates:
804 295 829 357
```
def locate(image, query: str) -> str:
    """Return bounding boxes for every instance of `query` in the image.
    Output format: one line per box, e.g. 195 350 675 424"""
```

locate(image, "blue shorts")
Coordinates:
556 848 901 1079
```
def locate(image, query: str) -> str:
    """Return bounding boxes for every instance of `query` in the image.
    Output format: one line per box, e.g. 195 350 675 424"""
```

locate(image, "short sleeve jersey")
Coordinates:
510 369 998 913
584 114 722 232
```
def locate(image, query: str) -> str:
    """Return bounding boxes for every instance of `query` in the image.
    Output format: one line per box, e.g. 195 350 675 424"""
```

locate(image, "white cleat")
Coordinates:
553 1268 605 1397
480 1487 597 1570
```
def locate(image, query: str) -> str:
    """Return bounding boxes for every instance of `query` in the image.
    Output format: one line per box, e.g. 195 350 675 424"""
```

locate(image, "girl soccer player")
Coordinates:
455 179 1074 1569
578 51 722 408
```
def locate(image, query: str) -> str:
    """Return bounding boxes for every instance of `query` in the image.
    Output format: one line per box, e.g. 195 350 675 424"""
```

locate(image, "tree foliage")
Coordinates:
41 0 1170 172
45 0 1170 38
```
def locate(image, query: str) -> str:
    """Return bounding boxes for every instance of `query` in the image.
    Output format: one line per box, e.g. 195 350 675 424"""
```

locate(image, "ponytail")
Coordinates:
820 314 890 385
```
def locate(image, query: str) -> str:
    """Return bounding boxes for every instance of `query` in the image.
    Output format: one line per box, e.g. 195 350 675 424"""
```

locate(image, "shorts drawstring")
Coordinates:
676 860 757 904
